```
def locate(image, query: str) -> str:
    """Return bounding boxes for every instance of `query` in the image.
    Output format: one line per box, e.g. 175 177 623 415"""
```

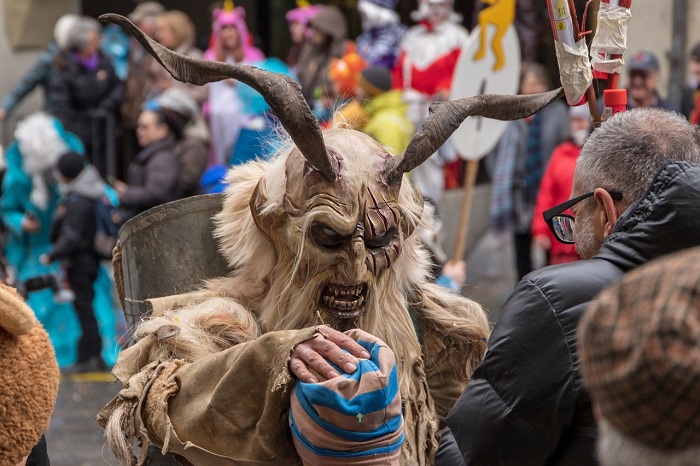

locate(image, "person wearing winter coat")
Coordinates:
285 1 322 71
296 6 352 106
435 108 700 466
356 0 405 69
148 11 207 105
531 105 592 265
0 14 79 121
488 64 570 279
41 152 106 373
150 89 209 197
0 113 118 368
49 17 125 173
120 2 165 177
356 66 414 155
112 108 181 219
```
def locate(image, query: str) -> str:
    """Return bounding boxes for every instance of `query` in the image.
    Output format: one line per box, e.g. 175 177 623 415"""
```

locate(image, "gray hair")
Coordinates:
65 17 101 51
576 108 700 209
598 420 700 466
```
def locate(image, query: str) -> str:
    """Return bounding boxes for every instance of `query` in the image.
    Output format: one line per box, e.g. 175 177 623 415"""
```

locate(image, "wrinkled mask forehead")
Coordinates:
282 130 408 278
283 130 399 217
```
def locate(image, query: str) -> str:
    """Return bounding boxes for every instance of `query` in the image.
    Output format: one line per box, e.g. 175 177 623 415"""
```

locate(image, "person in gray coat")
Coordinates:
112 108 182 220
487 63 570 279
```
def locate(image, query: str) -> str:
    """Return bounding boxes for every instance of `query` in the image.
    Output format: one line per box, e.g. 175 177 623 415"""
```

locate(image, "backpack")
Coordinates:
93 201 119 260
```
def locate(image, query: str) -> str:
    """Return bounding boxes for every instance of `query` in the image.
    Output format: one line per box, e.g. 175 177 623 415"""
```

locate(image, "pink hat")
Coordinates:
285 1 323 25
208 2 264 62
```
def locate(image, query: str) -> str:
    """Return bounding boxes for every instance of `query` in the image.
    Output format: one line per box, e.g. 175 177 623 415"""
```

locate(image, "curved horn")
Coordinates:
385 88 565 184
99 14 338 181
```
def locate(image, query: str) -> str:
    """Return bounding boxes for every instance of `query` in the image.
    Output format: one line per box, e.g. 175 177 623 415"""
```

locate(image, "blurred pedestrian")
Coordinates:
112 108 182 221
531 105 591 266
49 16 124 175
297 6 352 108
120 2 165 177
356 66 413 155
285 0 322 71
150 11 207 105
488 64 569 279
0 14 79 121
579 247 700 466
40 152 107 374
684 42 700 123
204 1 264 165
393 0 468 204
1 113 84 366
152 89 209 197
356 0 405 68
626 51 680 112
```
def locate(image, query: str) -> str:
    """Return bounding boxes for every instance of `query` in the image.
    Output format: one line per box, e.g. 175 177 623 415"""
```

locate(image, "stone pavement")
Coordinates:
47 374 120 466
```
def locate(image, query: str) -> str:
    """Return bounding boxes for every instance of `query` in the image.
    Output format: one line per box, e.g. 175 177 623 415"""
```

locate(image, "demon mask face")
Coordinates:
250 130 424 330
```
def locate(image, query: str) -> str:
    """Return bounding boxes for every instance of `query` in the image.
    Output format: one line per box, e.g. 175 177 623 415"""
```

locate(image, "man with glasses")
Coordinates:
435 108 700 466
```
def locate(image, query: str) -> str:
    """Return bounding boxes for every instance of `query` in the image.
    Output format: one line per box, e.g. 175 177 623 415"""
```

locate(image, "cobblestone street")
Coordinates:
47 375 120 466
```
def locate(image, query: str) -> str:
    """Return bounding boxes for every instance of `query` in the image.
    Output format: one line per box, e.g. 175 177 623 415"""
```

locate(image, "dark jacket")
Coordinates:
120 137 180 213
49 50 124 148
48 165 104 271
437 161 700 466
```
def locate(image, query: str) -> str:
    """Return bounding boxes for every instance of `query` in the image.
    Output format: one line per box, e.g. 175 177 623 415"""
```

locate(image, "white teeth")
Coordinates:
322 284 367 311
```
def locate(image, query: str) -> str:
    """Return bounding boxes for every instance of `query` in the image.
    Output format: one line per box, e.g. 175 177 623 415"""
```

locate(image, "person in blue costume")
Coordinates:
229 58 295 166
1 112 121 368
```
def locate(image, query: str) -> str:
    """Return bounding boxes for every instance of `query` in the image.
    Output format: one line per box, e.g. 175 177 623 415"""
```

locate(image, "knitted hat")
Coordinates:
57 151 86 180
578 246 700 451
289 329 404 465
357 66 392 97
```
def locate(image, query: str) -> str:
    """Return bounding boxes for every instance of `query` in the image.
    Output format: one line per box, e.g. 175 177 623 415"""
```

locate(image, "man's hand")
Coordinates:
290 325 371 383
39 254 51 265
112 180 128 196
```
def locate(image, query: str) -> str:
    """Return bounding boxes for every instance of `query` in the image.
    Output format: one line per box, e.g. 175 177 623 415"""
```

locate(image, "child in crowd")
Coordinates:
40 152 106 373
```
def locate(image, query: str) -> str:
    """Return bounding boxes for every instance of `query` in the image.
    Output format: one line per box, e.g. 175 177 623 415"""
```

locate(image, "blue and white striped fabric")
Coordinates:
290 329 404 465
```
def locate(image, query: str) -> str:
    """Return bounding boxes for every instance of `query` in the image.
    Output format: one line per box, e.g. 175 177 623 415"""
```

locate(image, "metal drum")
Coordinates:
118 194 232 331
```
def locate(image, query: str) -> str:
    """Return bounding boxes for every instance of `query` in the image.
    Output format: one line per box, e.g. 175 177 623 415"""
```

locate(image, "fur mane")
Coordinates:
203 141 487 392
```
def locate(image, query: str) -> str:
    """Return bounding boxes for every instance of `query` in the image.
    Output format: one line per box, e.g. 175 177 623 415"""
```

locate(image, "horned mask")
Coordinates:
101 14 563 330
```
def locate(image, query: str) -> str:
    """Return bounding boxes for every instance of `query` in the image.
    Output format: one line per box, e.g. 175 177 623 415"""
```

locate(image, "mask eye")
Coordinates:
311 224 347 250
365 228 397 249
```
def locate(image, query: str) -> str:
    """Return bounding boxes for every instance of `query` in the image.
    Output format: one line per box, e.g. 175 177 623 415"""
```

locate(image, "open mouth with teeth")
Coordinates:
320 283 369 320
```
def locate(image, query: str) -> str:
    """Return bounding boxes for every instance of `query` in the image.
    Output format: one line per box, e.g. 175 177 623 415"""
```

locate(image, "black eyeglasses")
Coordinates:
543 190 623 244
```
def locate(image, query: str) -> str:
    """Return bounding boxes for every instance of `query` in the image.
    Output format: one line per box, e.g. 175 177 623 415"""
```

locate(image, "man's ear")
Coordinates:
593 188 623 237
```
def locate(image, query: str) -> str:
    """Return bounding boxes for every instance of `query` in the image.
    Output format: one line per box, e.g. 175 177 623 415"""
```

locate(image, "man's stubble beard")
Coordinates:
574 209 600 260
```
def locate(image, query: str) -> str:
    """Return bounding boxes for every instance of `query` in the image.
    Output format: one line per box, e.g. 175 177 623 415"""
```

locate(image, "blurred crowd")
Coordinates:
1 0 700 374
